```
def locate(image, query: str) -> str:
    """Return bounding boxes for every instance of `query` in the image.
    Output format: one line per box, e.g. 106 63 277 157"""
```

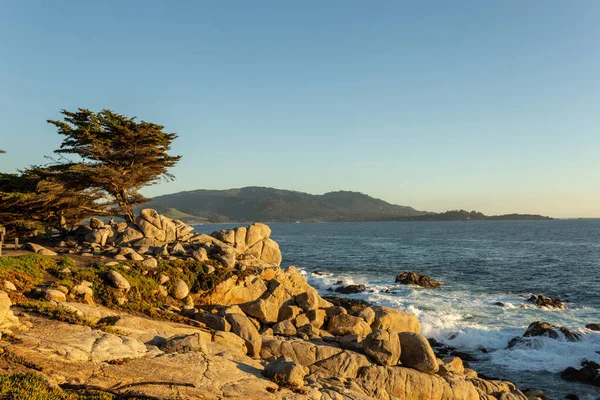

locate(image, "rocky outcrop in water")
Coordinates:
561 360 600 387
507 321 582 348
395 271 442 288
526 294 566 309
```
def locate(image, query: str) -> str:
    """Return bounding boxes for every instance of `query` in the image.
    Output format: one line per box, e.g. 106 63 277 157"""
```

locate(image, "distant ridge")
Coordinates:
146 186 552 223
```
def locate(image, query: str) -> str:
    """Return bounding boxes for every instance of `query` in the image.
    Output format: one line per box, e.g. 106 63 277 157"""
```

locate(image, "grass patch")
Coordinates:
0 254 57 293
0 372 115 399
6 254 251 326
17 301 91 327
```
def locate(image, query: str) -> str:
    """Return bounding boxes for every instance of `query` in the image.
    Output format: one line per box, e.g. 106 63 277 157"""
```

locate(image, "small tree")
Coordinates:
48 109 181 223
0 165 105 237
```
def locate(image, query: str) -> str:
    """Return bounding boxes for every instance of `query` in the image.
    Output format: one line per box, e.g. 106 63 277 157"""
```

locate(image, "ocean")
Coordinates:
194 220 600 399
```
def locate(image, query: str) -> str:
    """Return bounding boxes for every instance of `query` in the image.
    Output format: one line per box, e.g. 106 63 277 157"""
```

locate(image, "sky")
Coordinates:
0 1 599 218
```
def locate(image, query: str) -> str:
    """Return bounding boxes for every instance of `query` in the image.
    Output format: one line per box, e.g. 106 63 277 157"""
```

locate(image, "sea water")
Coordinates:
194 220 600 399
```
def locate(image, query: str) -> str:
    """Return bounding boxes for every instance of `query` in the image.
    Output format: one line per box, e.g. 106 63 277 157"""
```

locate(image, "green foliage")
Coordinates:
0 166 106 237
48 108 181 223
0 254 56 293
18 301 91 327
0 372 114 400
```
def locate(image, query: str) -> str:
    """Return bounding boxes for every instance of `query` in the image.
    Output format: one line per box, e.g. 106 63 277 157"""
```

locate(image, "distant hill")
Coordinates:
147 187 424 223
146 186 552 223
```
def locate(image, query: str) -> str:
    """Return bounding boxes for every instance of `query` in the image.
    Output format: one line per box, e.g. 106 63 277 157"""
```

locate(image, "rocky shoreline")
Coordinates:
0 211 559 399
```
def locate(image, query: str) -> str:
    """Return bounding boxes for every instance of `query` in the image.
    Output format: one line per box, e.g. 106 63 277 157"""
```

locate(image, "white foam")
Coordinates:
299 266 600 375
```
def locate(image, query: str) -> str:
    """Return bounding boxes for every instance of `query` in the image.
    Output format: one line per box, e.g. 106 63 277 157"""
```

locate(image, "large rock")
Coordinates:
335 284 367 294
260 238 282 266
526 294 566 309
115 226 144 245
0 291 19 329
225 313 262 357
195 275 268 306
398 332 439 374
357 365 479 399
310 350 372 379
371 306 420 333
327 314 372 336
560 360 600 387
264 356 308 388
234 227 247 252
106 270 131 291
240 298 279 324
172 279 190 300
296 288 320 312
260 337 342 367
395 272 442 288
507 321 583 344
245 223 271 248
89 217 104 229
363 329 401 366
26 242 57 256
272 319 297 336
161 333 208 354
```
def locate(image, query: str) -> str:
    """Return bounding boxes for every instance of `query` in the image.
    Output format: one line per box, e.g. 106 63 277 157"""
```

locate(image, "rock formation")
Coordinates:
1 219 538 399
395 271 442 288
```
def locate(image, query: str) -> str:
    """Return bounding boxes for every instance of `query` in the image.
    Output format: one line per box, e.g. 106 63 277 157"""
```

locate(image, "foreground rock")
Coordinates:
363 329 401 366
395 271 442 288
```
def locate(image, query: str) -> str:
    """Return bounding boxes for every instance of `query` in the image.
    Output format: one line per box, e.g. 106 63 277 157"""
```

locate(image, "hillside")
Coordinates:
147 187 552 223
147 187 425 223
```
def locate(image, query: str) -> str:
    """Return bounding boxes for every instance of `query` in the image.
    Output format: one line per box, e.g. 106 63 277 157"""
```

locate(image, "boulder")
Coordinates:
395 272 442 288
526 294 566 309
306 309 326 329
560 360 600 387
519 321 582 342
338 334 364 352
334 284 367 294
245 223 271 248
260 238 282 266
264 356 308 388
89 217 104 229
170 242 186 256
363 329 401 366
353 306 375 325
439 356 465 375
310 350 372 379
371 306 421 333
26 243 57 256
192 248 209 262
0 291 19 329
240 298 279 324
116 226 144 245
233 227 247 251
586 323 600 331
272 319 297 336
278 305 302 322
398 332 439 374
213 229 235 245
142 258 158 269
3 281 16 292
327 314 372 336
195 312 230 332
296 288 320 312
106 270 131 291
172 279 190 300
225 313 262 357
357 365 479 399
212 331 246 354
161 333 208 354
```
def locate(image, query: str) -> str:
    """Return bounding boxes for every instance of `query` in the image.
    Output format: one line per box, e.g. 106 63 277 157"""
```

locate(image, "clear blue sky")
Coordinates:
1 1 599 218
